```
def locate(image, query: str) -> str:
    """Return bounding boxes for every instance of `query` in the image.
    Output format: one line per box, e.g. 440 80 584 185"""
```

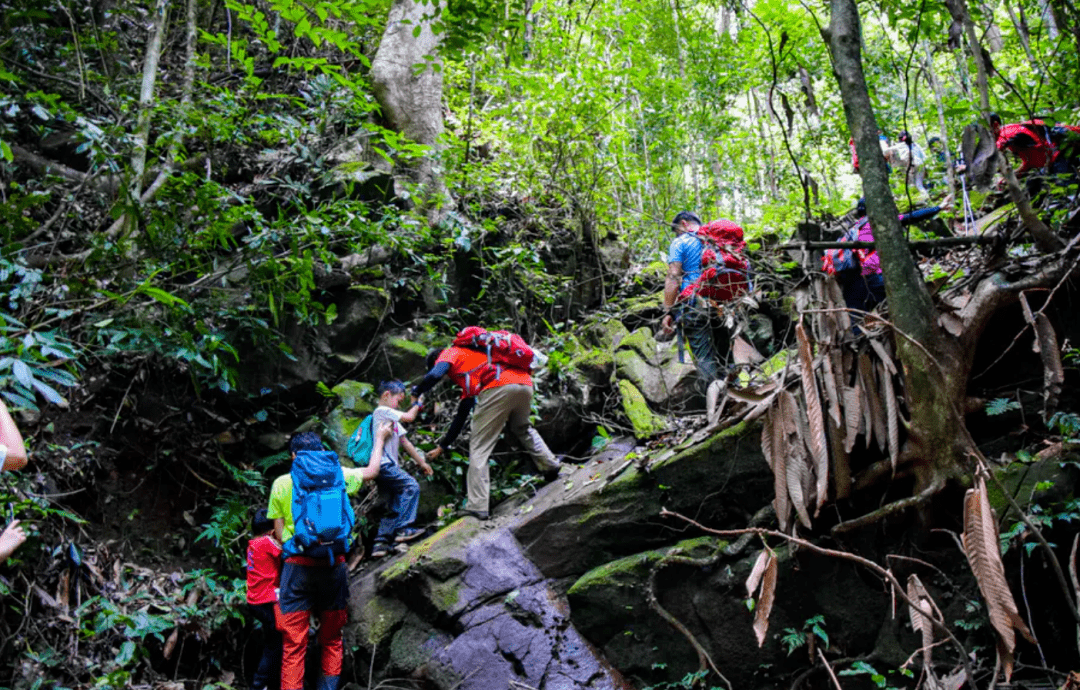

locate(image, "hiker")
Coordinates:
822 199 945 315
883 131 928 195
988 113 1061 176
364 380 432 558
0 399 29 564
850 131 891 174
245 508 282 690
413 331 561 521
267 425 392 690
660 211 752 391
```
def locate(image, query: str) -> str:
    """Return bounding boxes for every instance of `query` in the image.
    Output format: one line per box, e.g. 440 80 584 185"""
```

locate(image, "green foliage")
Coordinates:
780 614 829 655
839 660 913 689
985 397 1021 416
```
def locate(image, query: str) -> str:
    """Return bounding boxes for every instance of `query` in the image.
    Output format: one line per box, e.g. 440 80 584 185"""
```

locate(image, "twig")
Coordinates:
659 509 978 690
817 647 843 690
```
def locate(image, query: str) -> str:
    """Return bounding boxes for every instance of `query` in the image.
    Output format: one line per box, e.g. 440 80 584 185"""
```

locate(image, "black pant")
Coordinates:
246 601 281 690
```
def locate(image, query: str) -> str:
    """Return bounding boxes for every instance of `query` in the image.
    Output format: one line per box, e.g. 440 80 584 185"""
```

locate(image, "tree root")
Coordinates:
646 544 732 690
831 479 944 534
659 508 978 690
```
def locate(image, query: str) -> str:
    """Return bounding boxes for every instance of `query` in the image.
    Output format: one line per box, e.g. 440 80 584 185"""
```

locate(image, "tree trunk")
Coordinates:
829 0 965 503
370 0 452 223
922 43 957 202
126 0 169 239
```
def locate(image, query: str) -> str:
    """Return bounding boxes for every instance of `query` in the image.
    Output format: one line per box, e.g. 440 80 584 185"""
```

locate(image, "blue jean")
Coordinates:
840 271 886 314
374 463 419 543
677 299 730 390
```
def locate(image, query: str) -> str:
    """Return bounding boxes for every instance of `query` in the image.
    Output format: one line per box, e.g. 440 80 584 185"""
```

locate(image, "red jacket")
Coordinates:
246 534 282 605
996 120 1054 175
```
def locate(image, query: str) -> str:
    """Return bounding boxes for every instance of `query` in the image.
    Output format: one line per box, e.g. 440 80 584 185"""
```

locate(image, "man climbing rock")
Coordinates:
414 331 561 521
989 112 1060 176
659 211 751 405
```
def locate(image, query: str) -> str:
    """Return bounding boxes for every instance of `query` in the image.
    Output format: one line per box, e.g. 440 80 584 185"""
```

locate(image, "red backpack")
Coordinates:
678 220 752 303
450 327 541 397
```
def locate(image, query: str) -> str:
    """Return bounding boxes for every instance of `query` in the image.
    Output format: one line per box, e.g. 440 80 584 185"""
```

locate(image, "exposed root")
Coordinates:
831 479 944 535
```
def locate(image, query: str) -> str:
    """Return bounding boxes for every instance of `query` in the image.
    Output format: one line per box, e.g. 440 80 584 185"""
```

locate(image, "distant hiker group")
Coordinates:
243 325 561 690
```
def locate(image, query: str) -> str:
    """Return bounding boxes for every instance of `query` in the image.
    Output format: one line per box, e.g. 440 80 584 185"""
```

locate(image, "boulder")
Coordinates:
618 379 668 438
613 328 698 411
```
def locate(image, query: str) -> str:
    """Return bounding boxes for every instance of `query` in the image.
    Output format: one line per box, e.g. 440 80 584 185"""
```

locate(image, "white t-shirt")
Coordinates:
372 406 408 467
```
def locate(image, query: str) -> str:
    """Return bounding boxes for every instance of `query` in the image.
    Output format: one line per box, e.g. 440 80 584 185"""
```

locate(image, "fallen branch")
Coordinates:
778 236 997 251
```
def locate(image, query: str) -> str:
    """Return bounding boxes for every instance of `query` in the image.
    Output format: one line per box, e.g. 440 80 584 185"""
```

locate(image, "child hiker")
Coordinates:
359 380 433 558
245 508 281 690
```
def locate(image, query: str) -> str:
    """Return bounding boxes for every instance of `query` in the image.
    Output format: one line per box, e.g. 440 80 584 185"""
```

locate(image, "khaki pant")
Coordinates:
467 383 558 513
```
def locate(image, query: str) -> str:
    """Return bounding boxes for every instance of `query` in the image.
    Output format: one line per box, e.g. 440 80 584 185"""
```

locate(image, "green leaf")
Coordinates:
11 360 33 389
0 140 11 163
115 640 137 666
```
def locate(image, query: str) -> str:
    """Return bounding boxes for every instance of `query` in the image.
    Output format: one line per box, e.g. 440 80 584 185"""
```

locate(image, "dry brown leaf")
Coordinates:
879 361 900 470
763 396 792 530
797 324 829 515
938 311 964 337
786 444 814 529
907 574 939 671
859 352 887 454
753 551 779 647
163 628 180 660
826 415 851 500
821 346 843 428
1018 290 1036 326
746 549 770 597
842 383 862 454
868 338 897 376
733 335 765 365
824 275 851 333
962 476 1036 681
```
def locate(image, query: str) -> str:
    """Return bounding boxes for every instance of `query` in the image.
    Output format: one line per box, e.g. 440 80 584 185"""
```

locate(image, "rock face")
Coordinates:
351 520 631 690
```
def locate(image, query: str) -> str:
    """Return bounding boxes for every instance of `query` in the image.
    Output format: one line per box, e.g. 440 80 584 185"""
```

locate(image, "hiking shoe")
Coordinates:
394 527 425 543
460 509 489 521
370 541 392 558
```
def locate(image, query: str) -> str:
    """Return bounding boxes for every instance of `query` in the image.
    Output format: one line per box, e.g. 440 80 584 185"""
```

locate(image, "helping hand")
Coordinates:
375 421 394 441
425 446 444 462
0 520 27 562
417 461 434 477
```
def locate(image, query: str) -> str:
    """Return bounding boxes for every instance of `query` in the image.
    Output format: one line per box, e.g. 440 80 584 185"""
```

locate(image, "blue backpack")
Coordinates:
285 450 354 563
346 414 378 467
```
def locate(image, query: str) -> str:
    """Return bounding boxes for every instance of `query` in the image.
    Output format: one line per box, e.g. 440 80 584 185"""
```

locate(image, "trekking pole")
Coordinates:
960 169 976 236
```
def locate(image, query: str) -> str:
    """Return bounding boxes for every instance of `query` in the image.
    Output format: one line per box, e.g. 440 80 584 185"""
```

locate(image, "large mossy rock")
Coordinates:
614 327 698 411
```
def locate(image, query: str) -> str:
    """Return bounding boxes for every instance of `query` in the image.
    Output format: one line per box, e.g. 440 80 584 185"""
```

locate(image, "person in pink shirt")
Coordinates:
246 509 282 690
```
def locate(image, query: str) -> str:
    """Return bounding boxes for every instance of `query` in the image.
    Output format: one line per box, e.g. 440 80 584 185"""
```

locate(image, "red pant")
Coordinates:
275 558 349 690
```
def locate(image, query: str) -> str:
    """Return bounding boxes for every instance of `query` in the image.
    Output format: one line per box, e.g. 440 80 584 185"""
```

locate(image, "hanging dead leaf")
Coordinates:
962 475 1036 681
879 361 900 470
1018 290 1036 326
824 275 851 333
868 338 897 376
750 550 779 647
859 352 887 454
827 416 852 500
797 323 829 515
821 346 843 428
842 383 862 454
907 574 941 671
746 549 770 597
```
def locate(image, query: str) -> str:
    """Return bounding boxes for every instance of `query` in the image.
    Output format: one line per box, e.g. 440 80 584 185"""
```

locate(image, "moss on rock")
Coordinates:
618 380 668 438
331 380 375 413
617 327 656 359
379 517 479 587
357 595 409 647
584 318 630 350
388 336 429 358
567 536 726 596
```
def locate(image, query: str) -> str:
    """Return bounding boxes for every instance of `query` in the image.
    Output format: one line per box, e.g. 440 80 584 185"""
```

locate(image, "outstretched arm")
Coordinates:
0 520 26 563
360 422 394 482
413 362 450 397
398 396 423 423
425 397 476 462
0 400 27 471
